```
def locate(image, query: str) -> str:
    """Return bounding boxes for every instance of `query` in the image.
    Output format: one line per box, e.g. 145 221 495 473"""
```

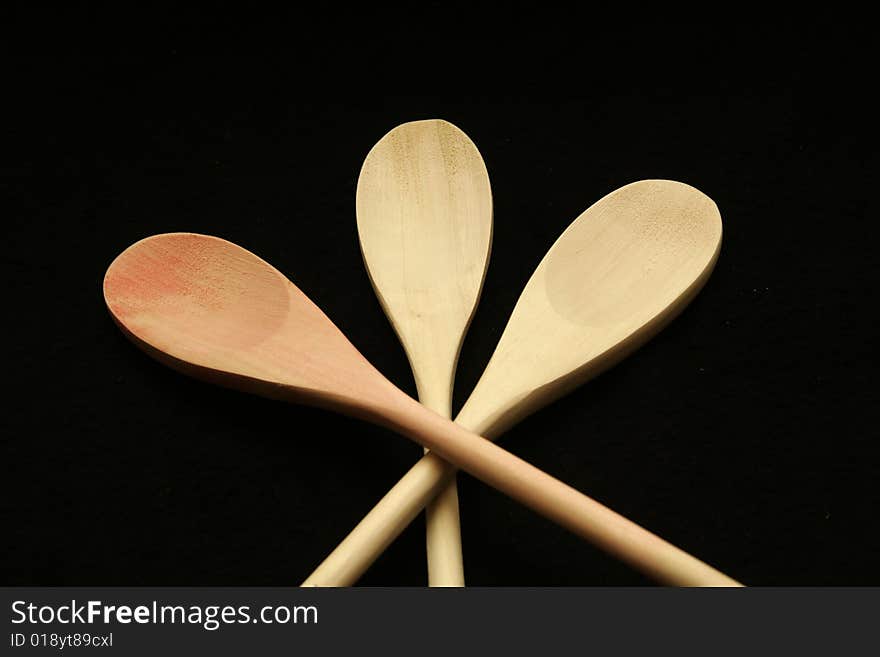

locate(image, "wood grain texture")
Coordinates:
305 180 728 586
458 179 723 437
357 119 493 586
104 222 740 587
357 119 492 411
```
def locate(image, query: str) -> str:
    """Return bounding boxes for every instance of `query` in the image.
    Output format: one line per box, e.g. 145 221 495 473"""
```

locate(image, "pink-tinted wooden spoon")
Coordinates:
103 230 740 586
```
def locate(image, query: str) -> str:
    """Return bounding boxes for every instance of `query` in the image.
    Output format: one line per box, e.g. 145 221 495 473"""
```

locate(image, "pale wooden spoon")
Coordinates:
103 217 740 586
357 119 492 586
305 179 734 586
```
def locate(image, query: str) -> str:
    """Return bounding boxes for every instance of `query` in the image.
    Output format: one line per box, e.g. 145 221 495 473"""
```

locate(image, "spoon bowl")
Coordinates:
105 233 397 421
459 179 721 436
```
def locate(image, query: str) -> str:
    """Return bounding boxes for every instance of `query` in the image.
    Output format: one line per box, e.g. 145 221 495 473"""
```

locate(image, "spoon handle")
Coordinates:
417 388 465 587
400 402 742 586
303 402 741 586
424 457 465 586
305 397 741 587
303 452 455 586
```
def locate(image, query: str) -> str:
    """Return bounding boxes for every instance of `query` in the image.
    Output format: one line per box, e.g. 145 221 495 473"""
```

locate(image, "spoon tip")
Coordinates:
103 232 292 348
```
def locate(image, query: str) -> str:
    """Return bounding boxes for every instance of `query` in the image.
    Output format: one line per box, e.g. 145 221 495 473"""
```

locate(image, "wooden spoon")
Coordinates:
356 119 492 586
103 197 740 587
304 179 734 586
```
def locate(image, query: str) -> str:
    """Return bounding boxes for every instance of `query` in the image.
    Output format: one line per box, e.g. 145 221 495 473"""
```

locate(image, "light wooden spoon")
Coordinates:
103 210 739 587
357 119 492 586
305 179 733 586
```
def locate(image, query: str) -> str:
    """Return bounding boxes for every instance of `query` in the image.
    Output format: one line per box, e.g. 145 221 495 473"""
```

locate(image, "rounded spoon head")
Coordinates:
356 119 492 413
457 179 723 436
103 233 396 417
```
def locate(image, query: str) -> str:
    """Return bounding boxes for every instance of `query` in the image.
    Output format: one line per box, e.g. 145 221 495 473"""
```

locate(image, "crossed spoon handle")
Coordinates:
304 453 456 586
311 393 741 587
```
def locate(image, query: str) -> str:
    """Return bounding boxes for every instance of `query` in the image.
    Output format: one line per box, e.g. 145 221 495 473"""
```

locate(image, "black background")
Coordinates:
3 20 877 585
